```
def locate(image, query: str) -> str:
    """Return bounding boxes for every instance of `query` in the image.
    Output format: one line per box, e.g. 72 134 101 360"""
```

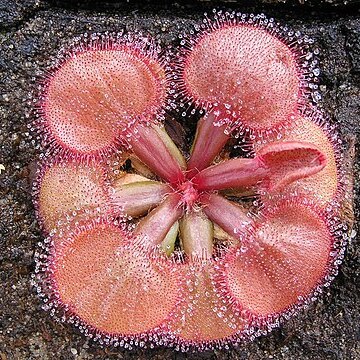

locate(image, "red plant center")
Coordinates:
177 179 201 210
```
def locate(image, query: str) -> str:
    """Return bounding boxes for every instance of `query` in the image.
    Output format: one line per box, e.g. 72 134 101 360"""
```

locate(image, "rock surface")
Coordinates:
0 1 359 359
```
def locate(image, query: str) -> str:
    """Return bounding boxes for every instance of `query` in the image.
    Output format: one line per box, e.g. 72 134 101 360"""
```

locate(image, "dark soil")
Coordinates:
0 1 359 359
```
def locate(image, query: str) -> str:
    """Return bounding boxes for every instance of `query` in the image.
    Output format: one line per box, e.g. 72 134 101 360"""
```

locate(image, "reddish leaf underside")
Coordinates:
193 157 268 191
255 115 339 206
187 112 230 176
129 124 185 184
258 141 327 191
200 193 253 240
192 141 326 193
134 193 183 246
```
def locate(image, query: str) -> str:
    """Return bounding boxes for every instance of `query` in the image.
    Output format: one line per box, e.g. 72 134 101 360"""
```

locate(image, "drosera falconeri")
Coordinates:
32 10 353 352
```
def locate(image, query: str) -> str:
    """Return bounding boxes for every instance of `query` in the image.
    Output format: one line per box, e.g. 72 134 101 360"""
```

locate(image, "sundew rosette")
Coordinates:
32 13 353 352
